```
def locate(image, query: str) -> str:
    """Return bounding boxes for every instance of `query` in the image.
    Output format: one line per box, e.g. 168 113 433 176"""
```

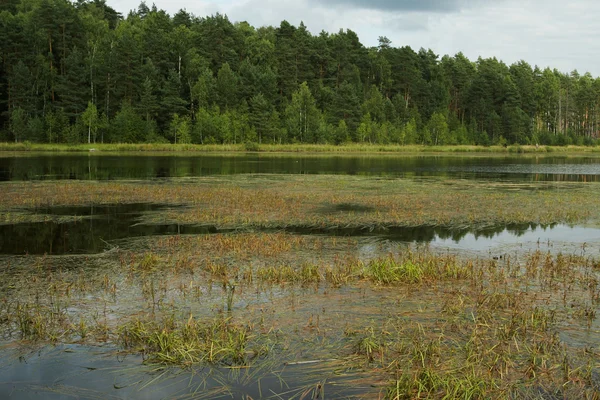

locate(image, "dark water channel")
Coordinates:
2 202 600 256
0 204 221 255
3 153 600 181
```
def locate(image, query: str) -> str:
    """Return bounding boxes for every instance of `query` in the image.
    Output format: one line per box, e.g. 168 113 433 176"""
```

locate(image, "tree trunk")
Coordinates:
178 55 181 81
105 72 111 119
49 33 55 102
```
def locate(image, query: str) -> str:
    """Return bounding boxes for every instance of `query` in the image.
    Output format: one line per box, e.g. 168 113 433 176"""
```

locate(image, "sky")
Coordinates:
109 0 600 77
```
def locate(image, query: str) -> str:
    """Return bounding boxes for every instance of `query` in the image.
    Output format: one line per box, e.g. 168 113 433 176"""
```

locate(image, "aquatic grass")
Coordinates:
364 257 424 284
348 326 384 363
1 245 600 397
377 309 591 399
12 302 72 341
118 314 268 366
255 264 297 284
2 173 600 397
362 253 473 285
135 253 161 272
323 259 363 287
2 175 598 230
386 368 493 400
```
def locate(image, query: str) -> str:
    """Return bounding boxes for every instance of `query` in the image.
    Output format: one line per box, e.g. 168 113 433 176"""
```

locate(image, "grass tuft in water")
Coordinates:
365 257 424 284
118 314 269 366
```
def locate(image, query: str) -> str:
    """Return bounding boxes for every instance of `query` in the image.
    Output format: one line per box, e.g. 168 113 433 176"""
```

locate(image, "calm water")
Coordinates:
2 153 600 181
0 345 372 399
2 152 600 255
0 204 221 255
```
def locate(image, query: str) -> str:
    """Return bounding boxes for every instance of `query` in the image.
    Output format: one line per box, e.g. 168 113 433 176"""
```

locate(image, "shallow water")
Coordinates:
429 223 600 254
2 153 600 181
0 344 375 399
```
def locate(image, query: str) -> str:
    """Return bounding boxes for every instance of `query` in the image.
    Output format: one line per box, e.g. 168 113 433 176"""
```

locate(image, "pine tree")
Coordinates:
249 93 271 144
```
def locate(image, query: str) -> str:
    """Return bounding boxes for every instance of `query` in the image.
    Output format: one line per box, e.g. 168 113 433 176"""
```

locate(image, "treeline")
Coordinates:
1 0 600 146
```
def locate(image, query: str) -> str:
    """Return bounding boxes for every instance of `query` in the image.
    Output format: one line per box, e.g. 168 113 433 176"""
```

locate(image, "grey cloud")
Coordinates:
385 14 429 31
309 0 470 12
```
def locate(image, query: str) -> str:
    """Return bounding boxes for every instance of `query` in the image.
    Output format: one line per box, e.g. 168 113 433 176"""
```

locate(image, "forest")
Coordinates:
1 0 600 146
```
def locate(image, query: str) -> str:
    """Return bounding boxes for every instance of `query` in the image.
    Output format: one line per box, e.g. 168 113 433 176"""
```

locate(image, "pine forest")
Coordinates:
2 0 600 146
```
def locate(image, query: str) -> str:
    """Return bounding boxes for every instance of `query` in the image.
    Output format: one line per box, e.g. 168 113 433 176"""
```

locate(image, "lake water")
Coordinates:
0 344 372 399
2 152 600 181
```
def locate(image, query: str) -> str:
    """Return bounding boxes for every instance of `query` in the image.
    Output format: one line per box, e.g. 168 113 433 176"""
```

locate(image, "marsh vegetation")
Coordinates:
0 154 600 398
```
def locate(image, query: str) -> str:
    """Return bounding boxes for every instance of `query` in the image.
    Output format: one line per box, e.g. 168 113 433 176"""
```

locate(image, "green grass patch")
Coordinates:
119 314 268 366
364 257 425 284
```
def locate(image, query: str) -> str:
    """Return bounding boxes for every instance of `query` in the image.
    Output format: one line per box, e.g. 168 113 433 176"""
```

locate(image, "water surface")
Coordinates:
0 344 373 399
0 204 218 255
3 153 600 182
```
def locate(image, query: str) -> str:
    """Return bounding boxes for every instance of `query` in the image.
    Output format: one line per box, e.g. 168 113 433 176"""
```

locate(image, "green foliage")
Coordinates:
26 116 45 142
9 107 27 143
168 113 191 144
244 141 260 151
111 102 145 143
44 109 70 144
249 93 271 143
119 315 262 366
284 82 321 143
428 111 449 145
216 62 238 110
365 257 424 284
81 102 99 144
333 120 350 145
0 0 598 146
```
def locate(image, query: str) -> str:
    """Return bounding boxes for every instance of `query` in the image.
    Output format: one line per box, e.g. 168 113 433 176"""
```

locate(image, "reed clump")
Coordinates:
11 302 71 342
362 253 473 285
119 314 268 366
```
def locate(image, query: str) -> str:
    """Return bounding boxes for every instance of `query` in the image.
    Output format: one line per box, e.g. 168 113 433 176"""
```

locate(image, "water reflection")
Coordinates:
2 203 599 255
0 204 221 255
430 223 600 253
2 154 600 182
291 222 600 254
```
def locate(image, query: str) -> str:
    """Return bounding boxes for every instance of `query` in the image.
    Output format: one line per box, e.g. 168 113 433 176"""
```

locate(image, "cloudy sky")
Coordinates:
110 0 600 76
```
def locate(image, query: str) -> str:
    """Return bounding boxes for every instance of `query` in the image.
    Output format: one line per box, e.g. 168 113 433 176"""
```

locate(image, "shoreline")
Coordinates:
1 142 600 154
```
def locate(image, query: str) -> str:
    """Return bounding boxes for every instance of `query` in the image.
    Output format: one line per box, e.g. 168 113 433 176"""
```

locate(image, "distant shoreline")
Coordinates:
1 142 599 155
